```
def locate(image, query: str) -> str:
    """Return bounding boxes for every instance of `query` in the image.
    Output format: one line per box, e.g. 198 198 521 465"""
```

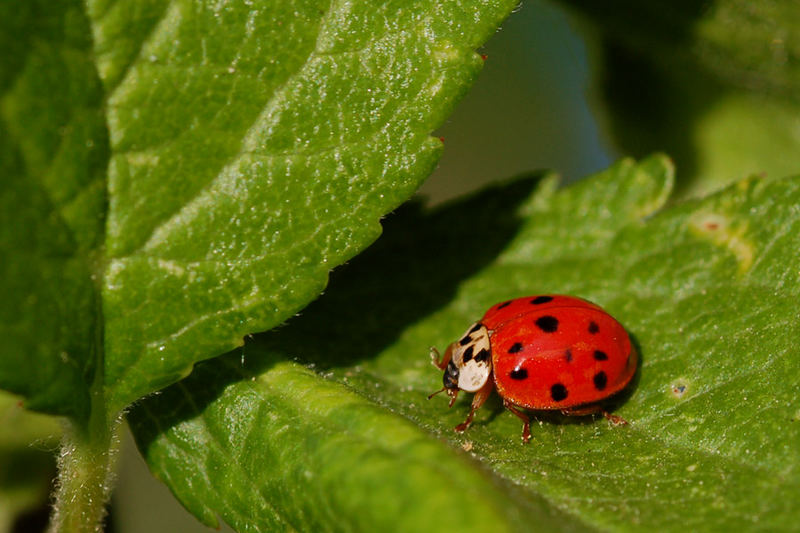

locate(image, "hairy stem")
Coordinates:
48 412 122 533
48 415 122 533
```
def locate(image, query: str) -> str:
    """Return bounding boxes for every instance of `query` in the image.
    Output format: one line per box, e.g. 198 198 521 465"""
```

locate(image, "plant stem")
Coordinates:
47 248 121 533
47 412 122 533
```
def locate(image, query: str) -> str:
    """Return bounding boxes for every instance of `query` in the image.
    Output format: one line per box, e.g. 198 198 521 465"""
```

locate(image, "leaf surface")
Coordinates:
132 156 800 530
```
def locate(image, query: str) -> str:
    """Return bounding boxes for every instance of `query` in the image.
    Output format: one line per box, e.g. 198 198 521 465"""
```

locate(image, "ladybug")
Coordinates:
429 295 637 443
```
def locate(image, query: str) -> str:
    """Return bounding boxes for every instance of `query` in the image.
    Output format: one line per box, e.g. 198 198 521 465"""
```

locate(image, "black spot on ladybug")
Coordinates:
531 296 553 305
459 335 472 346
462 345 474 362
508 342 524 354
468 323 483 334
564 348 573 362
509 368 528 380
588 321 599 334
550 383 568 402
474 349 490 363
594 350 608 361
593 371 608 391
497 301 512 310
535 315 559 332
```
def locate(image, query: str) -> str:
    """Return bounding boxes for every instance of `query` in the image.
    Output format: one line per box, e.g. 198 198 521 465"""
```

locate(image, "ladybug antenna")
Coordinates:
427 387 447 400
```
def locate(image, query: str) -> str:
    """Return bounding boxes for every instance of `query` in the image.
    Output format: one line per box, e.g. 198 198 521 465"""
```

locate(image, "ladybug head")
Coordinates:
428 347 463 406
429 322 492 406
443 359 460 390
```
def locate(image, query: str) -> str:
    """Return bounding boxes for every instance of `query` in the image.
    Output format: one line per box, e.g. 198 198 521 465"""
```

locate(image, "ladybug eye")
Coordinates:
443 361 459 389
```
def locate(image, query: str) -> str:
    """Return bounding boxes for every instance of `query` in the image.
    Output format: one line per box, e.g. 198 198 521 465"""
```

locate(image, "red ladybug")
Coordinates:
430 295 637 443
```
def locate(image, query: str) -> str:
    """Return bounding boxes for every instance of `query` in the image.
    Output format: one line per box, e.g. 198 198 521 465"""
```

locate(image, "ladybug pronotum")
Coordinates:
429 295 637 443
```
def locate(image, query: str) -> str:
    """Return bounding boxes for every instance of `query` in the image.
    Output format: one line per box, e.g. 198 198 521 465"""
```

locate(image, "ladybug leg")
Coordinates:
502 400 531 444
454 379 493 433
430 343 454 370
602 411 628 426
447 388 459 408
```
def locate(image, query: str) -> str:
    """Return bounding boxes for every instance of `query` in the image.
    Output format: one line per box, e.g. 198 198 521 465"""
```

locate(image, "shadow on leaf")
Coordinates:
131 173 546 441
259 172 548 369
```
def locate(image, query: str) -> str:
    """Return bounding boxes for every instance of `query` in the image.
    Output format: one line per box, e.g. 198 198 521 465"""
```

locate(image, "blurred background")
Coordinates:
421 0 613 204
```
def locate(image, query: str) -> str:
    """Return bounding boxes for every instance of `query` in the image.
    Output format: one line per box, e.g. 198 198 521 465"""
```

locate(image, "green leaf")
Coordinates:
1 0 517 423
133 357 585 532
559 0 800 198
131 155 800 531
0 1 106 421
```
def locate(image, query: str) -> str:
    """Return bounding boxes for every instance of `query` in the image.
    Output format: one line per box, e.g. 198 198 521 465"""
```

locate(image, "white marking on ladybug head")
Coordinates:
450 322 491 393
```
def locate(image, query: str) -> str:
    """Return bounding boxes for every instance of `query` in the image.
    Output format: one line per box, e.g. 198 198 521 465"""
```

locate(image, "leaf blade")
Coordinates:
133 355 587 533
133 156 800 530
0 0 107 420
